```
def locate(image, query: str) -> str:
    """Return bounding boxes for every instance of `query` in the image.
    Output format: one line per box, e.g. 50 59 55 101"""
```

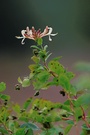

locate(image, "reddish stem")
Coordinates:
81 106 90 128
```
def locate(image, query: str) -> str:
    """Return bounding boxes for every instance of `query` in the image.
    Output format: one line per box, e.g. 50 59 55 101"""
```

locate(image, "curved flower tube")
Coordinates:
16 26 58 44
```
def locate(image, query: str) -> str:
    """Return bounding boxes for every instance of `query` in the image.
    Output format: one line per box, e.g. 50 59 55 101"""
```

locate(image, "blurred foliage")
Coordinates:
73 62 90 91
74 62 90 72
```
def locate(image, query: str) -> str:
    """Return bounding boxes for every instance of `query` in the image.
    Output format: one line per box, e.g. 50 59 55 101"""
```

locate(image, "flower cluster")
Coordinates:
16 26 57 44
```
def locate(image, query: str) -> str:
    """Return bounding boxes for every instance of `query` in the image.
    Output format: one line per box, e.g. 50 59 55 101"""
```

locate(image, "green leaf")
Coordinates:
59 109 68 117
40 131 48 135
13 104 21 113
80 131 85 135
66 120 74 125
0 127 8 134
39 50 46 60
49 111 61 122
74 107 83 121
28 64 43 73
20 122 39 130
82 124 90 130
0 82 6 92
61 104 71 112
65 124 73 135
37 70 50 83
33 70 50 90
0 94 10 101
75 93 90 107
45 127 64 135
58 74 71 90
81 124 90 135
18 77 22 84
33 80 46 90
48 60 64 75
25 129 33 135
23 98 32 110
65 71 75 80
69 85 77 95
22 78 30 87
64 100 71 105
52 56 62 61
45 53 52 61
31 45 41 50
31 56 40 63
8 120 15 131
19 116 29 122
15 128 25 135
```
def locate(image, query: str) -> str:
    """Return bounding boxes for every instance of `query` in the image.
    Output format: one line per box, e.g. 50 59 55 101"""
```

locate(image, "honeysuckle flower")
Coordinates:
16 26 58 44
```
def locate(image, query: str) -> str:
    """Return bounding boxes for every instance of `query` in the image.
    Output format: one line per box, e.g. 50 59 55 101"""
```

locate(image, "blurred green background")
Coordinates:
0 0 90 105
